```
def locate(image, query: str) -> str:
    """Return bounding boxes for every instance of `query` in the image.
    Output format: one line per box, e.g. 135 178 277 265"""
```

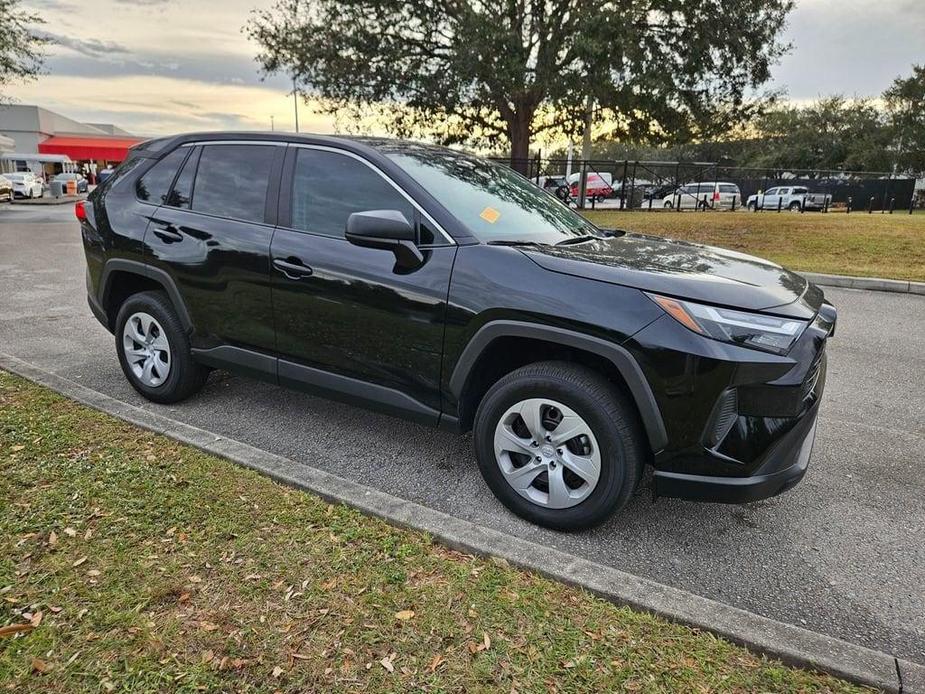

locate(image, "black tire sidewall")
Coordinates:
474 370 635 530
114 292 203 403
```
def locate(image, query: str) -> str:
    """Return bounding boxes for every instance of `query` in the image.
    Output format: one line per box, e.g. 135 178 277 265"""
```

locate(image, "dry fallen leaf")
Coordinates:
87 569 101 577
272 665 284 678
394 610 415 621
188 575 202 584
11 445 25 452
428 654 445 672
72 557 87 568
483 633 491 650
0 623 34 638
31 657 51 673
380 657 395 673
64 528 78 537
48 532 58 547
29 612 43 627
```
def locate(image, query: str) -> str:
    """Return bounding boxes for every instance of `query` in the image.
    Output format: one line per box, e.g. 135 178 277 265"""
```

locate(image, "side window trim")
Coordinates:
281 144 455 246
164 145 201 210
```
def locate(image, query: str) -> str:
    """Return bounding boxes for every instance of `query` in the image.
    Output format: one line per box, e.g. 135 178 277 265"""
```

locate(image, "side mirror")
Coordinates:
345 209 423 269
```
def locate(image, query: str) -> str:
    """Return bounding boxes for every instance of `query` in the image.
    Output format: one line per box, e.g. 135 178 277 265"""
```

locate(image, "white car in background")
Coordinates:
662 182 741 209
7 172 44 199
746 186 832 212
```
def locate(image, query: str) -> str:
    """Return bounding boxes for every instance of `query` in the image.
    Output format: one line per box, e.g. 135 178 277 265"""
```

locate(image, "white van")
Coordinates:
662 182 741 210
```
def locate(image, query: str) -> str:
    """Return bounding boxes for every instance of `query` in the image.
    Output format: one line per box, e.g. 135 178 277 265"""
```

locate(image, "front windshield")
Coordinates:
384 145 602 244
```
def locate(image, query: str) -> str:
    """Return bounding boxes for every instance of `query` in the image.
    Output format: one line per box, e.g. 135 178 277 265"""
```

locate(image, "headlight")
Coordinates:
647 293 807 355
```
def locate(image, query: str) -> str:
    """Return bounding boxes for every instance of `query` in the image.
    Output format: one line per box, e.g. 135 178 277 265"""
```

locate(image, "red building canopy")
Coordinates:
38 135 144 162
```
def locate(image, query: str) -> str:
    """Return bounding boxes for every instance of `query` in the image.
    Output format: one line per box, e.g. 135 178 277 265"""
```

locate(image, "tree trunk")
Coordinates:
508 112 532 175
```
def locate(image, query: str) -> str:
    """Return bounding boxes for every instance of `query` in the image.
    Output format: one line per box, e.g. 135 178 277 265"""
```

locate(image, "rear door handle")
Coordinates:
273 257 314 279
151 221 183 242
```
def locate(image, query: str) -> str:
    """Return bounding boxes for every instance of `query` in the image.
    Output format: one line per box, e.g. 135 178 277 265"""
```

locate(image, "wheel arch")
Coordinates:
449 321 668 453
100 259 192 333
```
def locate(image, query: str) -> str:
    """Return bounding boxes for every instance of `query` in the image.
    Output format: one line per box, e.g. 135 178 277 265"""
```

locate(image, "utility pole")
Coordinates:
292 76 300 133
578 95 593 209
270 115 275 132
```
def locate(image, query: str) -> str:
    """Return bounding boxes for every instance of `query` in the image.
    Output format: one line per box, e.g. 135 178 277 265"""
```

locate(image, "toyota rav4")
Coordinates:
78 133 836 530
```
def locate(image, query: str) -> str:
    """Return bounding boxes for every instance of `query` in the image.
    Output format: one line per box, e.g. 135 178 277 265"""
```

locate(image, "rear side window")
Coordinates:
290 149 415 238
719 184 739 194
165 147 199 209
136 148 188 203
192 144 276 223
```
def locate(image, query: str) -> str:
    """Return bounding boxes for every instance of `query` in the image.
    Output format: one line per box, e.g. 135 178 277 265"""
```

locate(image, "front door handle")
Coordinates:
151 221 183 243
273 257 314 279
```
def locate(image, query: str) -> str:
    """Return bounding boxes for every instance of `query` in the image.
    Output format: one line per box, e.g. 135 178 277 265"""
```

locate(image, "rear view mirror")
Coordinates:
345 209 423 269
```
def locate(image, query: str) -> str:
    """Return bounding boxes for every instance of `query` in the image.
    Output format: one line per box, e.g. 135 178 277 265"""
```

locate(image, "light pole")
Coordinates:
292 76 299 133
270 115 275 132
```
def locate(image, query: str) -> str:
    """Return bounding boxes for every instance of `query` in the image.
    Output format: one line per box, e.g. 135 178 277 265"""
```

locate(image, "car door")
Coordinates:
143 142 284 371
270 145 456 423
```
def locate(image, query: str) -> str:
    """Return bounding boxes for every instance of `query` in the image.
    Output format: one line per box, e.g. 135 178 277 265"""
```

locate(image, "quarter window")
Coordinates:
192 144 276 223
290 149 415 238
136 147 188 203
165 147 199 209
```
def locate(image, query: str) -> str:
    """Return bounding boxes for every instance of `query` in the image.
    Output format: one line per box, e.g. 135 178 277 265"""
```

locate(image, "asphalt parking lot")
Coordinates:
2 203 923 665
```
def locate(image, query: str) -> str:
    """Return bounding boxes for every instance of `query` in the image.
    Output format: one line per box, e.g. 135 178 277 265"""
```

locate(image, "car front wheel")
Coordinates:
115 291 209 404
473 361 645 530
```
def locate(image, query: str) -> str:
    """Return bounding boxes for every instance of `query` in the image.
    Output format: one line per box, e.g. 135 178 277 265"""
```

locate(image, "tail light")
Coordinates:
75 200 87 221
712 191 721 201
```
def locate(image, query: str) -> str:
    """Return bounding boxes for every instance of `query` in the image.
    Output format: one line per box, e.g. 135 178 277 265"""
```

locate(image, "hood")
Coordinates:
520 233 823 318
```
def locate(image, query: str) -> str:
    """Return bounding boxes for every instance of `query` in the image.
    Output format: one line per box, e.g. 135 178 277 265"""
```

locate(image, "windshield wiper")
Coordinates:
554 234 598 246
486 239 547 247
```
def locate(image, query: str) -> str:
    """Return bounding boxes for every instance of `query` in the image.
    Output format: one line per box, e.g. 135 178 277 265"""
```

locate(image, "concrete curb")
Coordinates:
801 271 925 296
1 351 921 693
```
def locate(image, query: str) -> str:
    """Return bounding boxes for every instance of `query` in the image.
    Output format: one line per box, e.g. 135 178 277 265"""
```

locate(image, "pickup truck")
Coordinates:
746 186 832 212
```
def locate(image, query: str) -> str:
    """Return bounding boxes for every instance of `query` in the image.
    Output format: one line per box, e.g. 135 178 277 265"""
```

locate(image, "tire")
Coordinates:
663 200 673 209
747 202 756 211
473 361 645 530
114 291 209 404
789 201 801 212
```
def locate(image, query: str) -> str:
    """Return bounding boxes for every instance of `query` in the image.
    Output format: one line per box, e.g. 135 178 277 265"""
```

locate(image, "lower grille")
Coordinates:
801 351 825 402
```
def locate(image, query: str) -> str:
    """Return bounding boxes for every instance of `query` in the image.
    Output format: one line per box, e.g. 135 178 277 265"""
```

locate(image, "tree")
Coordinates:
0 0 48 102
245 0 793 167
884 65 925 176
741 97 893 174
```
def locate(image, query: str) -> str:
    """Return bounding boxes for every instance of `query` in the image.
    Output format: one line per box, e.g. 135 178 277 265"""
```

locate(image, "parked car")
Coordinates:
78 133 836 530
747 186 832 212
6 172 44 199
662 182 742 209
534 175 570 200
567 171 614 201
52 172 89 193
97 168 115 184
0 175 12 202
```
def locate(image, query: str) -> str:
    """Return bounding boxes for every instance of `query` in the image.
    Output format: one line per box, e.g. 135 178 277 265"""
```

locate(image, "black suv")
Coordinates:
78 133 836 530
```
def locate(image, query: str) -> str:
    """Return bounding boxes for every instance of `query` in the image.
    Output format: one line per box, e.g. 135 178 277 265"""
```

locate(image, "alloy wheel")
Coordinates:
122 312 171 387
493 398 602 509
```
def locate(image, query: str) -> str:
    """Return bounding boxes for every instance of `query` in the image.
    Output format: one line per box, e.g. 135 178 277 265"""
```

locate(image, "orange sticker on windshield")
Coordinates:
480 207 501 224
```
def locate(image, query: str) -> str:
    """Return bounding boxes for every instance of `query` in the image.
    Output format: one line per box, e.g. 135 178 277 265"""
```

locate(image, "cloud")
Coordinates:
40 32 131 59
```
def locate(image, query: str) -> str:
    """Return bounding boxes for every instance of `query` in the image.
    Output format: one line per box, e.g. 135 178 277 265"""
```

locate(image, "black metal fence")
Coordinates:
492 156 920 214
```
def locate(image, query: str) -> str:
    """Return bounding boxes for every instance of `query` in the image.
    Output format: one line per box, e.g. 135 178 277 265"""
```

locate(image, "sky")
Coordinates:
5 0 925 139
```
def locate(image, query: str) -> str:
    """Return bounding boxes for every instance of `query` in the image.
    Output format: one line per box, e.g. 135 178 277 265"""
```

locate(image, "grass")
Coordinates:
581 209 925 282
0 371 868 693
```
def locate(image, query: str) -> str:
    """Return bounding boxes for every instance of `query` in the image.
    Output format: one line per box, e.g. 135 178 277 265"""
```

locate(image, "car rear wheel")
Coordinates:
115 291 209 404
663 200 673 209
789 201 802 212
473 361 644 530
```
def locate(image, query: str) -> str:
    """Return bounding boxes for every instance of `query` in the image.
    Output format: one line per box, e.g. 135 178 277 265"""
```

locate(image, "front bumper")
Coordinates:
630 295 835 504
653 399 818 503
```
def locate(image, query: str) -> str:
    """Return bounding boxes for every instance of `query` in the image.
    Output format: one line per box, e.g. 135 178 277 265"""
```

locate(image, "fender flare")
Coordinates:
449 320 668 453
99 258 193 332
